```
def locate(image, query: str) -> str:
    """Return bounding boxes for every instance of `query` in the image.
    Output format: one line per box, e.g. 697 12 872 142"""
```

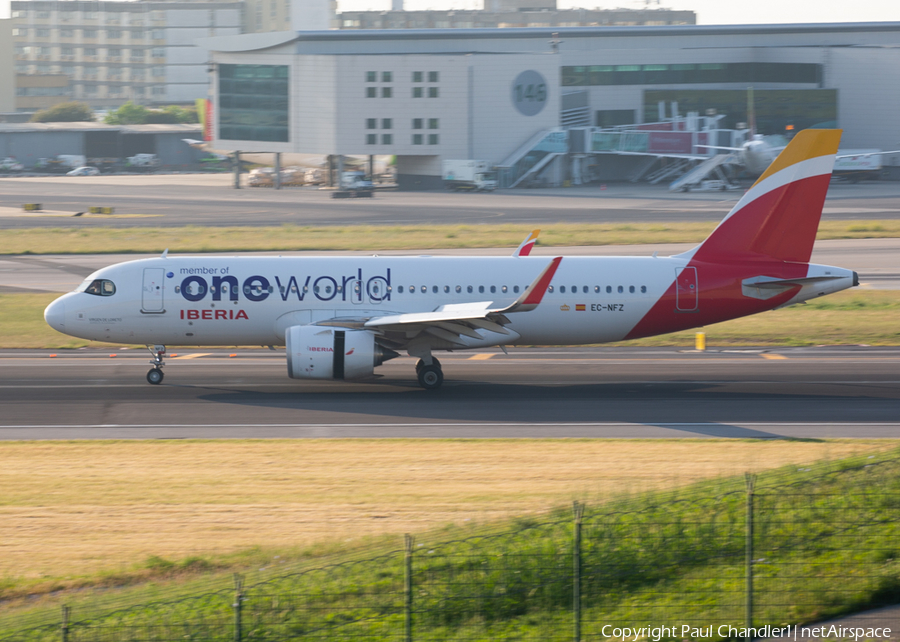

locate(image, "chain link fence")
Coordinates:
5 454 899 642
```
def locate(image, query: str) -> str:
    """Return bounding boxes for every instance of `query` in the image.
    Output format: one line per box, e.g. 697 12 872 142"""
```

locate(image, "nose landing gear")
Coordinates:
146 344 166 384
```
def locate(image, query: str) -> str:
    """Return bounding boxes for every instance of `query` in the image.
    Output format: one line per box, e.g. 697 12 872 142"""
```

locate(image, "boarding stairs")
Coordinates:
667 153 738 192
496 129 569 189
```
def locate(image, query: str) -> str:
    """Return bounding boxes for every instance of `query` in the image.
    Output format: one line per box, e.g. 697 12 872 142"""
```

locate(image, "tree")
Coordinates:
105 102 199 125
104 101 150 125
30 102 95 123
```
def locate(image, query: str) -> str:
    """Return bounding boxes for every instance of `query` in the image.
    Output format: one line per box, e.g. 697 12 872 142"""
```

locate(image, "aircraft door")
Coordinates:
675 267 698 312
142 268 165 312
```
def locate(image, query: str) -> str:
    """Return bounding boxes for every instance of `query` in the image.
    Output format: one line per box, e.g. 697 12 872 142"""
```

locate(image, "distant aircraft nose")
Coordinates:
44 297 66 332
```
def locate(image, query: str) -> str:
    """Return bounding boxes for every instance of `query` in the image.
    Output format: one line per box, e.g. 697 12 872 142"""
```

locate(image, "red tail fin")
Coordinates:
687 129 842 264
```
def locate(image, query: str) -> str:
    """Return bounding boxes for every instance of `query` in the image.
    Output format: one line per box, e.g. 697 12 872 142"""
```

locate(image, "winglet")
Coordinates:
161 248 169 259
512 229 540 257
498 256 562 314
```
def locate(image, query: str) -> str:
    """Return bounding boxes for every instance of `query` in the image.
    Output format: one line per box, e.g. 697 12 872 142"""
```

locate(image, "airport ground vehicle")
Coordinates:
832 150 883 182
442 160 498 191
332 170 375 198
45 130 856 390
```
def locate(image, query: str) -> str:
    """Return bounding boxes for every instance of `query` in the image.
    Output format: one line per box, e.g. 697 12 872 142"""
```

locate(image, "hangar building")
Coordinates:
201 22 900 189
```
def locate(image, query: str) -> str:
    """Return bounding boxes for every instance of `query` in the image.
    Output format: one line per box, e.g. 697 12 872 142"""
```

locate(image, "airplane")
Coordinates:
44 130 857 390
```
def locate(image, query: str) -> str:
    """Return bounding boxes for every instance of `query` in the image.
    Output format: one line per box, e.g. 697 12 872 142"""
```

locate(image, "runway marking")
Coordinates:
468 353 496 360
173 353 212 360
761 354 788 360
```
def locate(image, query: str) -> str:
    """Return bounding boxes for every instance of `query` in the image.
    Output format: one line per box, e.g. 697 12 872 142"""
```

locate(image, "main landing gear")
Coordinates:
146 344 166 384
415 357 443 391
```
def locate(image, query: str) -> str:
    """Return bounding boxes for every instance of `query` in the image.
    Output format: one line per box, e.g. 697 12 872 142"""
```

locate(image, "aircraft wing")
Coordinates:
366 256 562 331
349 256 563 346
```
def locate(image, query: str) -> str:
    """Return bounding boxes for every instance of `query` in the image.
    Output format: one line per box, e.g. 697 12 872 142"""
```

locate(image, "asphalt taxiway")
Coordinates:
2 347 899 440
2 174 900 228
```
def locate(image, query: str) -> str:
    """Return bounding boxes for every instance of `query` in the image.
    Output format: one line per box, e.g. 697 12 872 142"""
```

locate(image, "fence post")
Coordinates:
745 474 756 639
573 501 585 642
233 573 244 642
61 605 70 642
405 534 414 642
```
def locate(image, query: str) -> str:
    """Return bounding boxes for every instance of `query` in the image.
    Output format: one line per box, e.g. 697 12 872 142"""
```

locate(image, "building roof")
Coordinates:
0 122 202 134
201 21 900 54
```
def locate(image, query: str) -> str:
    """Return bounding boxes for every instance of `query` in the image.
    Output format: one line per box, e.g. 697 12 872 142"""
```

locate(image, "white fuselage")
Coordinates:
44 253 854 350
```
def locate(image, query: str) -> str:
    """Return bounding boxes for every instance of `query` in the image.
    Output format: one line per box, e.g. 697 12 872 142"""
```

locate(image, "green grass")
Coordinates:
10 289 900 349
3 219 900 255
2 449 898 641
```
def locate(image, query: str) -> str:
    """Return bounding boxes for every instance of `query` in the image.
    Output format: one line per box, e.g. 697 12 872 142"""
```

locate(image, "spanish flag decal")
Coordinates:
575 304 586 311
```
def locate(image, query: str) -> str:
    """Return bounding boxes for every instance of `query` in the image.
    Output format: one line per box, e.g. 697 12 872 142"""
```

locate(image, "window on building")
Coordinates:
107 30 122 38
60 29 74 38
412 71 423 82
366 71 376 82
151 48 165 58
12 28 27 37
366 87 376 98
381 118 392 129
412 87 423 98
83 29 97 37
382 71 392 82
412 118 422 129
36 28 50 38
412 134 423 145
366 134 377 145
131 30 144 39
152 29 164 39
428 118 438 129
152 85 166 95
218 64 290 143
428 134 439 145
151 66 164 76
428 87 438 98
61 47 74 56
428 71 439 82
382 133 392 144
382 87 392 98
366 118 376 129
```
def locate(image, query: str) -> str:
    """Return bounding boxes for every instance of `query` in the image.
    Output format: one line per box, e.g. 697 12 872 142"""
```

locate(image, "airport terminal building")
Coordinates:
201 22 900 188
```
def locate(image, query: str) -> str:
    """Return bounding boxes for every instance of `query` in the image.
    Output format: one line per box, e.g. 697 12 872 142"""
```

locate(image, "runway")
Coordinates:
3 347 899 439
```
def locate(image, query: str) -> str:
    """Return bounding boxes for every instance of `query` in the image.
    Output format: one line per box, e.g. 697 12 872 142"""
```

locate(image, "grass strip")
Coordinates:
3 220 900 255
6 289 900 349
2 448 898 641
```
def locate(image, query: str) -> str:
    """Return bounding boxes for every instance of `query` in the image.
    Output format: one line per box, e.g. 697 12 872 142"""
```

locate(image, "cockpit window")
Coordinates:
81 279 116 296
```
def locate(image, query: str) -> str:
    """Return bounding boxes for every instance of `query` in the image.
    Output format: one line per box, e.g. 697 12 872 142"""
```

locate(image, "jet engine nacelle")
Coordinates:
285 325 398 380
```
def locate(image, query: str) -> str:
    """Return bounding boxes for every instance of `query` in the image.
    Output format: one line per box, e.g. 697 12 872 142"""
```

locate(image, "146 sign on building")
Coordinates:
512 70 548 116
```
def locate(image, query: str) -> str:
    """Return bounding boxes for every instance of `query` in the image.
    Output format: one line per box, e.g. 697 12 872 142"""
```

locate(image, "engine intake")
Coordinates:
286 326 398 380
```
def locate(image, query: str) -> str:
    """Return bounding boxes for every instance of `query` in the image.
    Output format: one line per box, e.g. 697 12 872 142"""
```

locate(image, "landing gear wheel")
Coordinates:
147 368 164 385
415 357 441 373
417 364 443 390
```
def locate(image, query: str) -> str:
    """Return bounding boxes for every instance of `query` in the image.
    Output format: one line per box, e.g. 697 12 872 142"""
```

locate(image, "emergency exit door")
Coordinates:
142 268 165 312
675 267 698 312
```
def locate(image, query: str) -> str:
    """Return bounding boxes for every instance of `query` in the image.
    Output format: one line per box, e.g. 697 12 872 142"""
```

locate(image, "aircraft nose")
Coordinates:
44 298 66 331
